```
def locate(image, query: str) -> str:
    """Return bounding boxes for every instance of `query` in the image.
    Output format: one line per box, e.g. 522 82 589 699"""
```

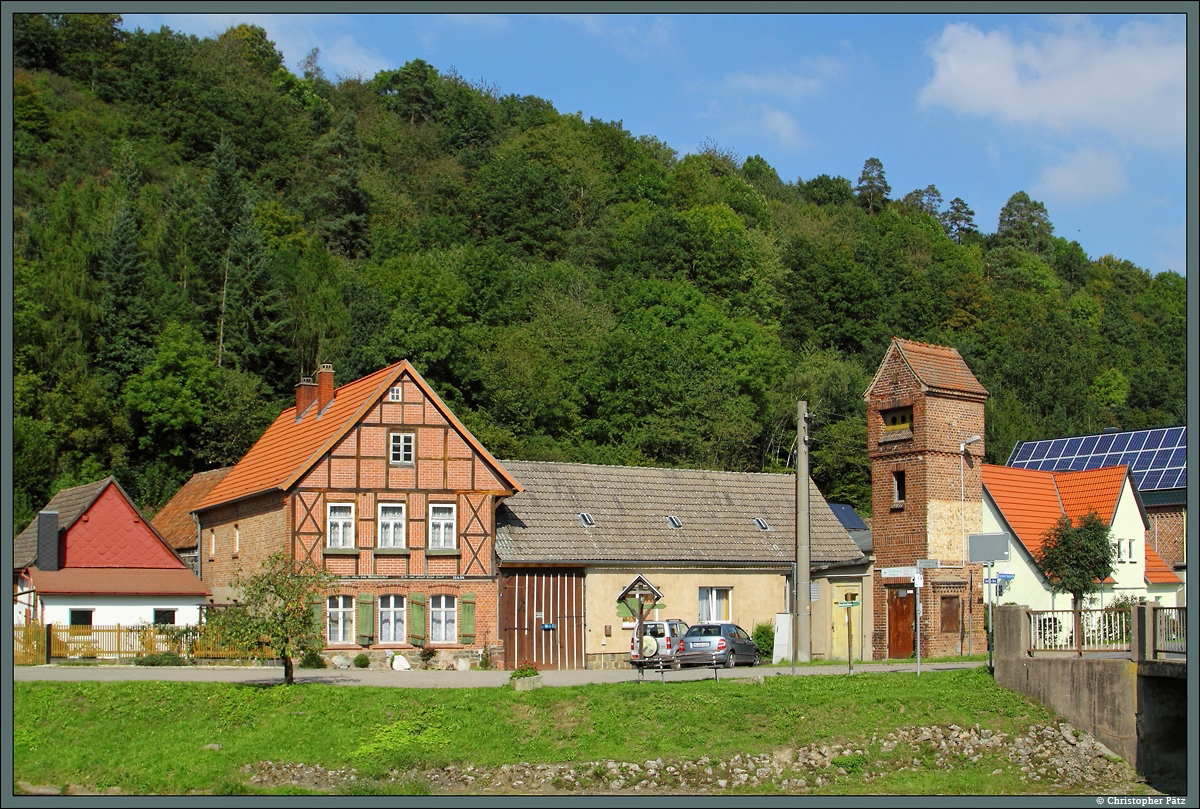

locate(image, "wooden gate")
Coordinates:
887 586 915 659
499 568 585 670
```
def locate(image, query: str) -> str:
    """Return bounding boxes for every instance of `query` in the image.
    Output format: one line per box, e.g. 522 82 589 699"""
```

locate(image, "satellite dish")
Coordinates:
641 634 659 657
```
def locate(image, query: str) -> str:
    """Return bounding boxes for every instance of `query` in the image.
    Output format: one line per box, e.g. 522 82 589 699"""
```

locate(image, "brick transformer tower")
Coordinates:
865 339 990 661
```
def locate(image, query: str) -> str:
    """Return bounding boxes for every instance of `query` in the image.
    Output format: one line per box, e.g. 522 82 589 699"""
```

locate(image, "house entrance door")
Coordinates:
830 582 862 660
886 586 915 659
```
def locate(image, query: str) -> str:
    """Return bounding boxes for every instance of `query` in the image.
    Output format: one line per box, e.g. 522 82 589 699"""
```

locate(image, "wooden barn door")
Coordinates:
886 586 915 659
499 568 585 670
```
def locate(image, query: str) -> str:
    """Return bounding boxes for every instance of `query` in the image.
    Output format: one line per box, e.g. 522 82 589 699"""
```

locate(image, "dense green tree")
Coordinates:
94 201 155 389
801 174 854 207
1035 511 1115 611
995 191 1054 253
900 184 942 216
940 197 978 244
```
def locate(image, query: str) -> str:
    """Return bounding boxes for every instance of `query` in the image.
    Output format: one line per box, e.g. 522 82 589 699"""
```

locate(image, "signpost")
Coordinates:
968 533 1012 674
837 599 860 674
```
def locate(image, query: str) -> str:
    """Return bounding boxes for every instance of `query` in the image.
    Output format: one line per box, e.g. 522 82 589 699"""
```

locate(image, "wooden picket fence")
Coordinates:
13 623 276 665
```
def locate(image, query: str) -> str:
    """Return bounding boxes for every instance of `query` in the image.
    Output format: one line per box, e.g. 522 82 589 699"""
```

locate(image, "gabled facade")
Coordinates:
13 478 210 627
193 362 521 666
981 464 1181 609
864 338 990 660
494 460 869 669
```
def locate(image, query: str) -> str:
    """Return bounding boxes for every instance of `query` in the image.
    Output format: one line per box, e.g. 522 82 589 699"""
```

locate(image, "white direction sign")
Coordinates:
913 573 924 588
880 566 918 579
916 559 941 569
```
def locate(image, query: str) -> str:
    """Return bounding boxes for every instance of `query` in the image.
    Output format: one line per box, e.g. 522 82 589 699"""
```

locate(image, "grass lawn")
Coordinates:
12 667 1156 796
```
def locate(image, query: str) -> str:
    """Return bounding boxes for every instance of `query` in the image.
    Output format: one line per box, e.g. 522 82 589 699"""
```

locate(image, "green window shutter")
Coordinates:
357 593 375 646
460 593 476 645
310 593 325 639
408 593 426 647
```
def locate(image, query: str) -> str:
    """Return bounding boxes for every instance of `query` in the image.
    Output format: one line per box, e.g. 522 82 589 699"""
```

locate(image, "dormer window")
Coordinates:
579 513 595 527
666 515 683 529
754 518 770 531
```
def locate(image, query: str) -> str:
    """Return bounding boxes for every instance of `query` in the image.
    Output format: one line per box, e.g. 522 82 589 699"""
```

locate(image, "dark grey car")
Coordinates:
676 622 760 668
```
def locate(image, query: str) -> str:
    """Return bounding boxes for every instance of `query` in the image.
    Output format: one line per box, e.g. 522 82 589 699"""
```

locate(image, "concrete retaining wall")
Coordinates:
992 604 1185 787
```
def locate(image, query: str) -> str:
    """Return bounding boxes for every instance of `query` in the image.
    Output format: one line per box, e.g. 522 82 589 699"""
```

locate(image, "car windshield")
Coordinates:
685 625 722 637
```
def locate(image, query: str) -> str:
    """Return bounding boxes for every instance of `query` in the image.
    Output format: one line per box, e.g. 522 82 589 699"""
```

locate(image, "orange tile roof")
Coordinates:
982 464 1066 554
1144 543 1181 585
196 361 520 511
982 464 1133 556
152 467 232 550
893 338 989 399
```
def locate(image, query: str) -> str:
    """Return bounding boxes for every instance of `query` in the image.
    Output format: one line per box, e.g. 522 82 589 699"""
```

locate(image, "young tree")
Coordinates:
215 552 336 685
1034 511 1116 647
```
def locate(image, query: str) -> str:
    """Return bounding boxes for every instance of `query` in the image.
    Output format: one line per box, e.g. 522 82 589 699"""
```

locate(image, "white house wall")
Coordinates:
981 478 1156 612
37 595 205 627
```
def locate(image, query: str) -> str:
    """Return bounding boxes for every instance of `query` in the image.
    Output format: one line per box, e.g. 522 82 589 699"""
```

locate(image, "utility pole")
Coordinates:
792 400 811 673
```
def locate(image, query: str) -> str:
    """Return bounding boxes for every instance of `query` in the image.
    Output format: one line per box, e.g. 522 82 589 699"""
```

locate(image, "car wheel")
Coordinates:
724 650 737 668
752 651 761 667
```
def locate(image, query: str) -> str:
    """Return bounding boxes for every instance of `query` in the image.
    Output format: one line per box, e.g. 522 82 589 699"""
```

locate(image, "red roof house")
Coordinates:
13 477 210 627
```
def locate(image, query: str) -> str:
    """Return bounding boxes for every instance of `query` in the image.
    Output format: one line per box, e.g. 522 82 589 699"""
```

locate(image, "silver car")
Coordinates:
629 619 689 670
677 622 760 668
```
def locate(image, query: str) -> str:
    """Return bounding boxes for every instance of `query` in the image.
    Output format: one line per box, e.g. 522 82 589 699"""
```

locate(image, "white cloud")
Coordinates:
1033 147 1129 202
568 15 674 61
758 108 808 150
919 17 1185 152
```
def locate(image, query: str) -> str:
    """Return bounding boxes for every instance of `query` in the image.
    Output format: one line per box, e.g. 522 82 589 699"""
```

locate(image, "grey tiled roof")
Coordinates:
13 478 111 569
495 460 864 567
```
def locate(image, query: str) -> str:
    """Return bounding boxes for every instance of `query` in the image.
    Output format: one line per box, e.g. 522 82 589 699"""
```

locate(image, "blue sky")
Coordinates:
119 11 1190 277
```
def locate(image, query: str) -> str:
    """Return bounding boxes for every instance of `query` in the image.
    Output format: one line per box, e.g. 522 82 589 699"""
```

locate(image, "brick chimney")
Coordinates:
316 363 335 413
295 376 316 415
37 511 59 572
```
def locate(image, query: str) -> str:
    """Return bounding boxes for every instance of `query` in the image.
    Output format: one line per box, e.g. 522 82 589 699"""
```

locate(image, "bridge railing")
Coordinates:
1154 607 1186 657
1028 608 1131 655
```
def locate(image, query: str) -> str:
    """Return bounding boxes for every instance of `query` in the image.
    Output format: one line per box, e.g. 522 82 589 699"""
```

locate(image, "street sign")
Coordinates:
998 572 1015 581
912 573 924 588
968 532 1011 563
983 577 997 584
837 600 861 608
880 566 918 579
916 559 941 569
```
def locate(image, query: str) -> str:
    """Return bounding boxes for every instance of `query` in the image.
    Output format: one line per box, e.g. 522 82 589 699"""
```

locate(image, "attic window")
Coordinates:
388 385 402 402
754 518 770 531
666 515 683 529
882 406 912 431
579 513 595 527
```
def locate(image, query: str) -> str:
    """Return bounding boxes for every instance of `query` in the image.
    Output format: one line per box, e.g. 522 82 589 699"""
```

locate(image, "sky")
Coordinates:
117 10 1191 277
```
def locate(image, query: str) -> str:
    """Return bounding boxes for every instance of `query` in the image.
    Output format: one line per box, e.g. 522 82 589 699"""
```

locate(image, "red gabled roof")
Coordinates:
891 338 989 399
982 464 1133 556
1144 543 1182 585
197 361 521 511
152 467 232 550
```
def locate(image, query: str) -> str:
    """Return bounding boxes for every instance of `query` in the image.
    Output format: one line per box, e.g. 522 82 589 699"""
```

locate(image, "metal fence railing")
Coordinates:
13 623 276 664
1028 608 1132 654
1154 607 1186 656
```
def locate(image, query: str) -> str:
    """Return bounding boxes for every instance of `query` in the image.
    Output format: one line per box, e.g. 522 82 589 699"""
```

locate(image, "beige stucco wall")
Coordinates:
584 564 872 664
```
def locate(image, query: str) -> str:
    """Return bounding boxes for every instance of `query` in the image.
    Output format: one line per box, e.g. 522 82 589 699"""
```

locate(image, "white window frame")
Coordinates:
698 587 732 623
209 529 216 557
390 432 415 465
378 594 406 643
327 594 354 643
327 502 355 548
388 385 403 402
233 525 240 555
1115 538 1124 562
428 503 457 550
430 594 457 643
377 502 406 548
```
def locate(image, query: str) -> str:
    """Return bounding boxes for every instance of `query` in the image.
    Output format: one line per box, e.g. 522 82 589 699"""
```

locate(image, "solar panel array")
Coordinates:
1007 427 1187 492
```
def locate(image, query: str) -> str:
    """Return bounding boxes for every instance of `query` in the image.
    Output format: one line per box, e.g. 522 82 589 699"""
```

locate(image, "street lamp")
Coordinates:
960 434 982 657
960 435 982 563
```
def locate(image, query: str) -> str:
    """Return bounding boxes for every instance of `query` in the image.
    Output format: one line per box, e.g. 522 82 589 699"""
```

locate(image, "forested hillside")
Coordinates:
11 15 1187 533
